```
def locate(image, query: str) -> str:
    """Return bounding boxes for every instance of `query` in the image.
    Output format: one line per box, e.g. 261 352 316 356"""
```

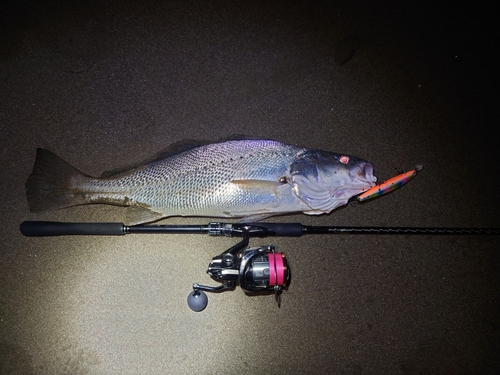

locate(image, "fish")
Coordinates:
25 138 377 225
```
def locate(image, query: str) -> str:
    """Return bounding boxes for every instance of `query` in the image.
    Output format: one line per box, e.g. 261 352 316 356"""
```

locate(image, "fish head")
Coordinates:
289 150 377 214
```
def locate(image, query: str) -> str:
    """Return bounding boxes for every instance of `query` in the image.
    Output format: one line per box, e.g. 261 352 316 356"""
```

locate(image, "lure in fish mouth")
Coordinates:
25 138 377 225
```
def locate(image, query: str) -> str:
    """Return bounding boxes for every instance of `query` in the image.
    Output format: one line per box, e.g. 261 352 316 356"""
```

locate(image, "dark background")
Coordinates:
1 1 498 374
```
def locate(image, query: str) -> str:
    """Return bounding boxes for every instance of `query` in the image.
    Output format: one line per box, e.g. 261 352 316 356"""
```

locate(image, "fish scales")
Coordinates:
25 138 377 224
78 140 303 215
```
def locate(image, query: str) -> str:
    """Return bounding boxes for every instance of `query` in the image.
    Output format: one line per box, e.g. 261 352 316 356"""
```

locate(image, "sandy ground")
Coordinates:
1 1 499 374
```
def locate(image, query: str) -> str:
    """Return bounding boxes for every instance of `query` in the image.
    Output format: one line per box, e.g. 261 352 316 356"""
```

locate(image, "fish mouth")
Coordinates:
329 162 377 202
349 162 377 187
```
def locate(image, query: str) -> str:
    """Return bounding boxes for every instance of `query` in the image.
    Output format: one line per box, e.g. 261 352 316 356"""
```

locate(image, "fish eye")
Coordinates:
339 155 349 164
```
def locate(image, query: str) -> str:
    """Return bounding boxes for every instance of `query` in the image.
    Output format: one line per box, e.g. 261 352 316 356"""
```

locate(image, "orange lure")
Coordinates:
357 165 423 202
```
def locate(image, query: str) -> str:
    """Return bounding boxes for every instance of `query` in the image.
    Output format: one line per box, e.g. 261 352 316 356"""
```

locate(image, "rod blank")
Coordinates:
303 226 500 235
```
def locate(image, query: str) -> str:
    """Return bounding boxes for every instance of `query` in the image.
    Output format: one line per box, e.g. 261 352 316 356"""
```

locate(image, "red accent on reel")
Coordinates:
268 252 286 286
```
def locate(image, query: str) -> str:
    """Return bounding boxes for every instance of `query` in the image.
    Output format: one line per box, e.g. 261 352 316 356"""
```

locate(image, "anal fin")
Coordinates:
125 206 166 225
236 213 277 222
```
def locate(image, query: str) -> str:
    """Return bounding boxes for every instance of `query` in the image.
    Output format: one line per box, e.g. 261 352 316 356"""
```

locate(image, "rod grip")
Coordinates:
20 221 125 236
258 223 303 237
247 222 304 237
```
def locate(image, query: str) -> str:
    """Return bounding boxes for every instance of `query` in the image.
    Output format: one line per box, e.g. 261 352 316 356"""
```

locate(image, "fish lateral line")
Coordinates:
357 164 423 202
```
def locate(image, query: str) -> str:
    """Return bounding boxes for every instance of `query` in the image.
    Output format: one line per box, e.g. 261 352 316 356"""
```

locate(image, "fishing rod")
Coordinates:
19 220 500 237
19 220 500 312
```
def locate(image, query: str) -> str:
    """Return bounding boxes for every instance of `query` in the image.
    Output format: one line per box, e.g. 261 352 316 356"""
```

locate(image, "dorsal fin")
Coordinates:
100 139 211 177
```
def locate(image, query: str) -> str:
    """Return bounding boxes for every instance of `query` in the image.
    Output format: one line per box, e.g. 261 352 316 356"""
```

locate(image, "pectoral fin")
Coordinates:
230 179 284 194
225 179 289 220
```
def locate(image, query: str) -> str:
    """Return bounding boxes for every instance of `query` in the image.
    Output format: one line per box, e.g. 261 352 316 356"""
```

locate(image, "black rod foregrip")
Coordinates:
244 222 305 237
20 221 125 236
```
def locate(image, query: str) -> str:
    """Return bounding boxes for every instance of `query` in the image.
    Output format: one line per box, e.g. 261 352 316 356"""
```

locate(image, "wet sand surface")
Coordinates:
1 1 499 374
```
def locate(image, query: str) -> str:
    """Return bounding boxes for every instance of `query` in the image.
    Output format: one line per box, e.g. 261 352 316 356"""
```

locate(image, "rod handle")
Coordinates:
232 222 304 237
20 221 125 237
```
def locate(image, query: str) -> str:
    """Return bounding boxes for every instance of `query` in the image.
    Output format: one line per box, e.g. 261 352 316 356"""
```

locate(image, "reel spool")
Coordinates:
239 247 288 292
187 241 290 312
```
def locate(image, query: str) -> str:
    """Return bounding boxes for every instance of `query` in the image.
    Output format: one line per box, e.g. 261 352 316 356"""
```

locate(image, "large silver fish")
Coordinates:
26 138 377 224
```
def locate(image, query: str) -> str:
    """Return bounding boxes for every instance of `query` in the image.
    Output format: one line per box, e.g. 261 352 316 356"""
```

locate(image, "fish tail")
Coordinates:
26 148 92 212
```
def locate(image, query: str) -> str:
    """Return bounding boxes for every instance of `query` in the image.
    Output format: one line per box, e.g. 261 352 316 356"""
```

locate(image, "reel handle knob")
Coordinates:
187 290 208 312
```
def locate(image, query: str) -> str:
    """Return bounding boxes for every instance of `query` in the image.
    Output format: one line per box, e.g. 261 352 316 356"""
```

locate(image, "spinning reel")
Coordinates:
187 229 290 312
